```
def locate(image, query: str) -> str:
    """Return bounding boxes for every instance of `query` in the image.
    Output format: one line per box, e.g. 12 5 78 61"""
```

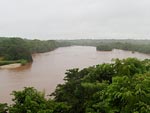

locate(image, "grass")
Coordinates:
0 59 28 66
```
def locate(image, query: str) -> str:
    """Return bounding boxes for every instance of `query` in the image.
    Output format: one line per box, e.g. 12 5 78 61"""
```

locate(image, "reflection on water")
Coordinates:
0 46 150 103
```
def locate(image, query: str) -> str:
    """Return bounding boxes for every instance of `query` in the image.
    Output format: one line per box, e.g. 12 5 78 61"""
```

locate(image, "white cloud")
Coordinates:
0 0 150 39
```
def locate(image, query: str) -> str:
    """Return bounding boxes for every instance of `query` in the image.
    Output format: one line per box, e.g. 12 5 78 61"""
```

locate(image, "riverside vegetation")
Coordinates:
59 39 150 54
0 37 71 66
0 37 150 66
0 37 150 112
0 58 150 113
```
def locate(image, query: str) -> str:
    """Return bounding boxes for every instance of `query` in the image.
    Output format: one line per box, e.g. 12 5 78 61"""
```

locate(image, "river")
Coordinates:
0 46 150 103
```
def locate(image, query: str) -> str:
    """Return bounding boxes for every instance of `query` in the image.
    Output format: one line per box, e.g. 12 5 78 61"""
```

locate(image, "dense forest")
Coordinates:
1 37 150 66
58 39 150 54
0 37 71 66
96 42 150 54
58 39 150 46
0 58 150 113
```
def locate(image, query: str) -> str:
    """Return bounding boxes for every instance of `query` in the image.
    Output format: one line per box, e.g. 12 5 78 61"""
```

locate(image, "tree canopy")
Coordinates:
0 37 70 65
1 58 150 113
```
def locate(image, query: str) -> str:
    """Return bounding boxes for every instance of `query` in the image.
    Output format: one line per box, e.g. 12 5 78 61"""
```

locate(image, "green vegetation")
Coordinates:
1 58 150 113
52 58 150 113
0 37 150 66
0 60 21 66
0 38 150 112
0 103 7 113
25 39 58 53
0 60 28 66
0 37 33 65
96 42 150 53
8 87 70 113
58 39 150 53
0 37 71 66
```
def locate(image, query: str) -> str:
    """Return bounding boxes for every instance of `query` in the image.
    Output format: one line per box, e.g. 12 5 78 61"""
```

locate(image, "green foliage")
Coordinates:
52 58 150 113
20 59 28 65
113 58 146 77
4 45 32 62
1 57 150 113
9 87 70 113
96 42 150 54
0 37 33 62
0 60 19 66
9 87 47 113
96 44 113 51
0 37 71 65
25 39 58 53
0 103 8 113
0 60 28 66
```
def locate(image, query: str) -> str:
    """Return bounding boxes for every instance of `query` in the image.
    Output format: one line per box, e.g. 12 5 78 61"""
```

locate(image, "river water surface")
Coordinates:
0 46 150 103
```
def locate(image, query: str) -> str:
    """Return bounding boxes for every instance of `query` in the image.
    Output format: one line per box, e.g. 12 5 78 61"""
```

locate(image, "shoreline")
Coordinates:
0 63 22 69
1 47 150 70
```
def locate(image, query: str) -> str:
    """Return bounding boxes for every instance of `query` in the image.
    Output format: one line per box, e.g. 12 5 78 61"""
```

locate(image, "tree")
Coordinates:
0 103 8 113
5 45 32 62
1 58 150 113
9 87 70 113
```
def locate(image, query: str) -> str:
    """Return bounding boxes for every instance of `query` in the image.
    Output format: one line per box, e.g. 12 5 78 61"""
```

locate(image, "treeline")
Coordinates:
0 38 33 65
1 58 150 113
96 42 150 54
0 37 150 66
59 39 150 46
25 39 71 53
58 39 150 54
0 37 71 65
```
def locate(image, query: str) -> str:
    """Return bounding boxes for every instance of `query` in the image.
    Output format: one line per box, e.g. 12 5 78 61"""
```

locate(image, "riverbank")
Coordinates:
0 63 22 69
96 42 150 54
0 46 150 103
0 59 28 69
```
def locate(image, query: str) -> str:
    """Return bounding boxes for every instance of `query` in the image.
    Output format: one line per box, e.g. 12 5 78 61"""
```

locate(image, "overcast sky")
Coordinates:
0 0 150 40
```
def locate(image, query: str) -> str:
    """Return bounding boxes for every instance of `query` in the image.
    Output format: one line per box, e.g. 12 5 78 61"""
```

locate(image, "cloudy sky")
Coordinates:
0 0 150 40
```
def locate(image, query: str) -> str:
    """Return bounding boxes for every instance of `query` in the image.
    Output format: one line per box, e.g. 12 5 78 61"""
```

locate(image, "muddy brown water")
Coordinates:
0 46 150 103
